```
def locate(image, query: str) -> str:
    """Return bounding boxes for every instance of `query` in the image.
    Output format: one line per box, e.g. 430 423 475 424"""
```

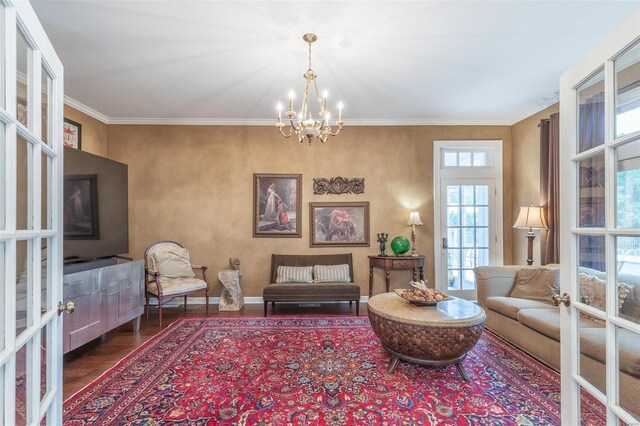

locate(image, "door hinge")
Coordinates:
442 238 448 249
495 236 498 243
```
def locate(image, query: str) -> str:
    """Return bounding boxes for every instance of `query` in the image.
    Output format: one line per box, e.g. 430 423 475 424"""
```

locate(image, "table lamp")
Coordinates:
513 205 549 265
407 211 424 256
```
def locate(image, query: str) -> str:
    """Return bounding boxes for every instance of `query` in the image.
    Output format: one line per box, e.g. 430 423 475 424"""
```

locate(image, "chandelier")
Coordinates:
275 33 345 144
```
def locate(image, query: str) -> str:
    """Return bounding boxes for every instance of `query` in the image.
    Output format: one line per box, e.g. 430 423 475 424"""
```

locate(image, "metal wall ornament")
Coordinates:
313 177 365 195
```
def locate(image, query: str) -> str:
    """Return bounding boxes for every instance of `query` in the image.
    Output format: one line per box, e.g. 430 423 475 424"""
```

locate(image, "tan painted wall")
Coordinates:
64 105 108 157
510 103 559 266
107 124 513 297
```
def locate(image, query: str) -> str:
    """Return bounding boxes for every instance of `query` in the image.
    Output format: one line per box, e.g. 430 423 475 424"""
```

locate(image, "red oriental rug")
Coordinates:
63 316 605 425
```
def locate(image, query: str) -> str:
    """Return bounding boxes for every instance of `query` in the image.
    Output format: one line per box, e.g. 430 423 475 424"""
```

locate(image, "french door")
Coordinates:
433 141 503 300
439 179 497 299
559 10 640 425
0 2 64 425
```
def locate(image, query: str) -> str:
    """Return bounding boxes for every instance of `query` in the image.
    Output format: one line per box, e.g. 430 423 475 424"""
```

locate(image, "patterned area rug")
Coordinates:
64 316 605 425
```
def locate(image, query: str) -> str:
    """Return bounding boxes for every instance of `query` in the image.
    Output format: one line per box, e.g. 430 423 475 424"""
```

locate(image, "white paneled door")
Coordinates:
0 2 64 425
433 141 503 300
559 10 640 425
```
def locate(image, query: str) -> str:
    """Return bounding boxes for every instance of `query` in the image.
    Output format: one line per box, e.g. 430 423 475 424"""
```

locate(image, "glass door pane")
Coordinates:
445 183 491 295
577 69 605 153
615 41 640 138
16 29 30 129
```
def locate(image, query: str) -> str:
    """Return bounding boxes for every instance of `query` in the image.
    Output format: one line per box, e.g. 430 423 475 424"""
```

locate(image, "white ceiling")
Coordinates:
31 1 639 125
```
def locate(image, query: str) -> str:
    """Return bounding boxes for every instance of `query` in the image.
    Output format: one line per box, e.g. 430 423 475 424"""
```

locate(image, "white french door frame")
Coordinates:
559 10 640 425
433 140 504 299
0 1 64 425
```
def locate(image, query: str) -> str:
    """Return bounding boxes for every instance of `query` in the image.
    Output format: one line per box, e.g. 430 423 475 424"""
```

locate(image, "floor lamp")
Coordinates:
513 205 549 265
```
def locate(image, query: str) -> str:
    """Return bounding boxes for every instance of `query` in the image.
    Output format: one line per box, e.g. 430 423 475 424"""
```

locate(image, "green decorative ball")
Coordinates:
390 236 410 255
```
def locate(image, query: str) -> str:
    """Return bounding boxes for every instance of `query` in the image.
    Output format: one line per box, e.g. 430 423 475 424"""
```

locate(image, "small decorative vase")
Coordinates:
390 236 410 256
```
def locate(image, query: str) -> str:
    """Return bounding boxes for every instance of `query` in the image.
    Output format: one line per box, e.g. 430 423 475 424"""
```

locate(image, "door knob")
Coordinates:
552 293 571 307
58 301 75 315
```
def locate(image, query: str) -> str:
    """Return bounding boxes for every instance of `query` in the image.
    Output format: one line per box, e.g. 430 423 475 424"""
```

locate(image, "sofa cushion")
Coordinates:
148 277 207 296
275 266 313 283
510 267 559 305
485 296 556 320
579 327 640 378
264 282 360 300
314 264 351 283
516 308 604 341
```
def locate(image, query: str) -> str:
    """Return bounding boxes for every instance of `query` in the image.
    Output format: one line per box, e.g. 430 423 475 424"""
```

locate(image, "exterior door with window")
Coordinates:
559 10 640 425
440 178 496 299
0 2 64 425
434 141 503 300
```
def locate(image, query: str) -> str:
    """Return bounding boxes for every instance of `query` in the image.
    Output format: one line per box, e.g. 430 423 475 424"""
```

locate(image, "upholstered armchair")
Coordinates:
143 241 209 327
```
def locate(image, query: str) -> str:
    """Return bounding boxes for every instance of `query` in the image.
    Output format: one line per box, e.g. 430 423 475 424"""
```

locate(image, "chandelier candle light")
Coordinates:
275 33 345 144
407 211 424 256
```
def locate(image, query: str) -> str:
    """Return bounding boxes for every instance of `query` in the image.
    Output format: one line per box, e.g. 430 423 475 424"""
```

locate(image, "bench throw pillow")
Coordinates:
314 264 351 283
276 266 313 283
151 248 195 279
510 267 559 305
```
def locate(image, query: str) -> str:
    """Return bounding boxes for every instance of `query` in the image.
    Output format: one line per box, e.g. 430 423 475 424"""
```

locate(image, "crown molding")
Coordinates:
107 117 514 126
64 96 110 124
64 96 549 128
510 95 560 126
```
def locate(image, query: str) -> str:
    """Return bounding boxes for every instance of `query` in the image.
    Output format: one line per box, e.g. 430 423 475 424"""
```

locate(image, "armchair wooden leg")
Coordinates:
205 289 209 315
349 301 353 306
264 301 268 317
356 300 360 316
184 295 187 313
145 293 149 318
158 295 163 328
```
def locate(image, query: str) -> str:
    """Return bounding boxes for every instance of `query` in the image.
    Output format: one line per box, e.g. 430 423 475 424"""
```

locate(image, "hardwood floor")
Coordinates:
63 301 365 400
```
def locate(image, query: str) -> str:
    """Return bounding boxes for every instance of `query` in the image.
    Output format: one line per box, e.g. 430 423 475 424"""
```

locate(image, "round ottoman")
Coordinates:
367 292 486 380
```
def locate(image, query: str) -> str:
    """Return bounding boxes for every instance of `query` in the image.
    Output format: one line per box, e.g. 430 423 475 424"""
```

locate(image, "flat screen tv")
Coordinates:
63 147 128 262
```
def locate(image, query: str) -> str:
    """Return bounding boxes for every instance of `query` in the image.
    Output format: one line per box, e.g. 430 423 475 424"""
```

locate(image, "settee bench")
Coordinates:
263 253 360 316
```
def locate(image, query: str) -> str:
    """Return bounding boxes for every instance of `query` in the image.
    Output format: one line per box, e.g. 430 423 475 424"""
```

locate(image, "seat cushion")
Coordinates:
263 282 360 301
485 296 556 320
517 308 604 341
148 277 208 296
579 327 640 377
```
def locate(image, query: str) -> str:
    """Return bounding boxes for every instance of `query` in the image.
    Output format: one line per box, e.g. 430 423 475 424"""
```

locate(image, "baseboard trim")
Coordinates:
149 296 370 306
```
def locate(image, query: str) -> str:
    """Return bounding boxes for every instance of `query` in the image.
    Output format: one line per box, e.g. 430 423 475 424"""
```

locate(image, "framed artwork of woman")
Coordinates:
253 173 302 238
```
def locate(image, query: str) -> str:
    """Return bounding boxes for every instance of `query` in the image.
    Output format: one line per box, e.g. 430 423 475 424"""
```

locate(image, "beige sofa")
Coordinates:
474 265 640 417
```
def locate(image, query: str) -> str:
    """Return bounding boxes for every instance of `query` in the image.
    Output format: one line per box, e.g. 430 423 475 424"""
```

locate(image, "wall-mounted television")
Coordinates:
63 147 128 263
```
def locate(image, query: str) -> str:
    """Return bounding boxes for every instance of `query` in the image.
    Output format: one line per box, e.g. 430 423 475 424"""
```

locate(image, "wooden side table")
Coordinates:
368 255 425 297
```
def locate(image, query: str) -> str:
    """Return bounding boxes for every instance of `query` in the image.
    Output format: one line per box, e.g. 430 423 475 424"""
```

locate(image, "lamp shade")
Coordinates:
513 206 548 230
407 211 424 226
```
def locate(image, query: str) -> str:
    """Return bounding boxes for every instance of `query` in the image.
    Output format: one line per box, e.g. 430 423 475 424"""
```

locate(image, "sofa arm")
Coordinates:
474 266 524 311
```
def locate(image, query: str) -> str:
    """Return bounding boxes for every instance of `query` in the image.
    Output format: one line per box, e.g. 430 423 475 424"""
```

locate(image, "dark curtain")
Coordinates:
578 93 605 152
540 112 560 264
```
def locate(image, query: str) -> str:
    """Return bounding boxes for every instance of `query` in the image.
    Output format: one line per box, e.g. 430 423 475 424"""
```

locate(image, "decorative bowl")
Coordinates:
394 289 454 307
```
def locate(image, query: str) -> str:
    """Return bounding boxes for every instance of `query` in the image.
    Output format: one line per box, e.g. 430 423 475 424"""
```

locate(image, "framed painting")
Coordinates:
253 173 302 238
310 201 370 247
63 118 82 150
64 174 100 239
